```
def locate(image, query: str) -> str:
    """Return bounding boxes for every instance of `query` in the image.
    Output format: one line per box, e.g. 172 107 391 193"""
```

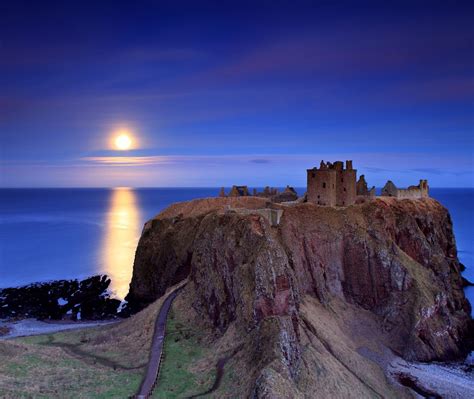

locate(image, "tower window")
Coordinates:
341 178 344 182
312 173 315 178
344 188 346 192
322 182 326 188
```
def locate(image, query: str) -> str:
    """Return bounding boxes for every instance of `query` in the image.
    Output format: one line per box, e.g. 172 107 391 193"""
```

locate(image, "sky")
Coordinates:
1 0 473 187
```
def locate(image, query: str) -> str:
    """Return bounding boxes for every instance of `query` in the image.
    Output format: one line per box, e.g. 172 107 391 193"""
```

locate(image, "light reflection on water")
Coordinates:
100 188 141 299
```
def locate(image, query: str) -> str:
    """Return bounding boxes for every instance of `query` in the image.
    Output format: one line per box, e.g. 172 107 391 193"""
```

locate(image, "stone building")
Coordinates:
271 186 298 203
228 185 250 197
356 175 375 197
307 160 357 206
381 180 429 199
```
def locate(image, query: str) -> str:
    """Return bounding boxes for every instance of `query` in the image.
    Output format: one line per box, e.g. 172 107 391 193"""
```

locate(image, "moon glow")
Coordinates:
115 133 132 150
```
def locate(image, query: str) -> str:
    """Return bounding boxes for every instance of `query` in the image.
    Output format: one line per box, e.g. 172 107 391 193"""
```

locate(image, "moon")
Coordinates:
115 133 132 150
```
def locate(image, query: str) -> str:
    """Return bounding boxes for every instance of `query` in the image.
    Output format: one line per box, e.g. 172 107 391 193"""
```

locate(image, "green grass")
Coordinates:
0 342 143 398
153 308 215 398
1 330 144 398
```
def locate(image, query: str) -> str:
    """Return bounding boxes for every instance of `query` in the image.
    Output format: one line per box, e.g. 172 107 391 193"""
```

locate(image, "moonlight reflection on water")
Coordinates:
101 188 141 300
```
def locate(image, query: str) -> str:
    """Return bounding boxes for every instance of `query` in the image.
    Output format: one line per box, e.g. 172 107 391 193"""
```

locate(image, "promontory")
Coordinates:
126 195 473 398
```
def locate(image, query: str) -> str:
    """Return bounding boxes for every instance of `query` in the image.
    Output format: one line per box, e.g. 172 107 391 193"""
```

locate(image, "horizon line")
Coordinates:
1 186 473 190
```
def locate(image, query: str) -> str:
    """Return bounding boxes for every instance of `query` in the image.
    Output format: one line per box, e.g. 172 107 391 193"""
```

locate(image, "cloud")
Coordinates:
410 168 473 177
3 152 474 188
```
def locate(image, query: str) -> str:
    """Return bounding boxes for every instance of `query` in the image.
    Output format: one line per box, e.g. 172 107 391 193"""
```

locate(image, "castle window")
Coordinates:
343 188 346 192
341 178 344 182
317 195 320 199
312 173 315 178
322 182 326 188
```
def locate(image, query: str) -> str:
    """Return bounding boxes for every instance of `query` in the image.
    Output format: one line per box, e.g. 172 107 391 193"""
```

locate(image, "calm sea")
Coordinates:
0 188 473 308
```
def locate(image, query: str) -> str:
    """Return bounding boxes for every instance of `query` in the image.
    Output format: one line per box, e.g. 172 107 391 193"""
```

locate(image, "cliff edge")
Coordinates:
127 197 472 397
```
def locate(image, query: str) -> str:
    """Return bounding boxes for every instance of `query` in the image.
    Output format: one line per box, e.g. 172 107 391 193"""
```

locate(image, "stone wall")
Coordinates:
382 180 429 199
307 168 337 206
307 160 356 206
336 168 357 206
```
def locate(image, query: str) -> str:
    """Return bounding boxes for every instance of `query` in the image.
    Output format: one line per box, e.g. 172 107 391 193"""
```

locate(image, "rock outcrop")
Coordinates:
127 196 473 397
0 275 121 320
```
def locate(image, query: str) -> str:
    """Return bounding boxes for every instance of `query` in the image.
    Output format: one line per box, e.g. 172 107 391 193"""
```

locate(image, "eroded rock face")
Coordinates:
127 196 472 395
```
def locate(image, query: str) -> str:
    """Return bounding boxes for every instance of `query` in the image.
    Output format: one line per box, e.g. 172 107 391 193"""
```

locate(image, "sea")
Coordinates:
0 188 473 310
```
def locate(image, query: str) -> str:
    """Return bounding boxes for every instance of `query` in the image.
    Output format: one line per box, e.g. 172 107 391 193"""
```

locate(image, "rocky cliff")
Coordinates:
127 196 473 397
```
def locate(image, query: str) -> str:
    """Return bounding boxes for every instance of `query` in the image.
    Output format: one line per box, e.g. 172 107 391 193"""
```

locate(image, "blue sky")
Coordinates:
1 1 473 187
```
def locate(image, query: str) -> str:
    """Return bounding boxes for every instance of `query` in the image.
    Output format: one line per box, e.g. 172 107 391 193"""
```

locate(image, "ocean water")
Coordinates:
0 188 473 307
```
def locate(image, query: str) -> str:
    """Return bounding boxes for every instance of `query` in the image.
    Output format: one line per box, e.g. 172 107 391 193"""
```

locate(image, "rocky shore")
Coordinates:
0 275 123 322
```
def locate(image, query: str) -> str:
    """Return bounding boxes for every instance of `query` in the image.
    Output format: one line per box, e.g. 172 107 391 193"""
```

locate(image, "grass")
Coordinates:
0 292 170 398
0 340 142 398
153 306 215 398
0 283 239 398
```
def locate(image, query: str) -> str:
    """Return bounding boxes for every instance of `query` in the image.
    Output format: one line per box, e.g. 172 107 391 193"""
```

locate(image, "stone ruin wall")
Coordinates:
307 168 337 206
382 179 429 199
307 160 357 206
336 168 357 206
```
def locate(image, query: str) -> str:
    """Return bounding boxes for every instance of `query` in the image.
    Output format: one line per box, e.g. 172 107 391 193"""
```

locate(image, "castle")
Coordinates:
219 160 429 206
306 160 357 206
382 180 429 199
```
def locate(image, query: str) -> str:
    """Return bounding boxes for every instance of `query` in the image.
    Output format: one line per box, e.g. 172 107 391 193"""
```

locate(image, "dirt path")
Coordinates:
41 334 146 371
135 281 187 399
188 344 243 398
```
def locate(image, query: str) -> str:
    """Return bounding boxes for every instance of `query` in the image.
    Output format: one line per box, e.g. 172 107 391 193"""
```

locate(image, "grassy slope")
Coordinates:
0 339 141 398
152 307 214 398
152 287 252 399
0 293 168 398
0 284 225 399
298 295 409 399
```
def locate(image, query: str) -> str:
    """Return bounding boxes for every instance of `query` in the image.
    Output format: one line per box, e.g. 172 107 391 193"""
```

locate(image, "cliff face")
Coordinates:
128 197 472 397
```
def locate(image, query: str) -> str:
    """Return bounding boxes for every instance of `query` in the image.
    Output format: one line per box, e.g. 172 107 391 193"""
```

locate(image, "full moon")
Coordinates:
115 134 132 150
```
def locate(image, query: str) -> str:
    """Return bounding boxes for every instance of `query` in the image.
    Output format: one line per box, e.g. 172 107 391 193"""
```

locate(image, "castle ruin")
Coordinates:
381 180 429 199
228 185 250 197
356 174 376 197
219 161 429 207
306 160 357 206
220 185 298 203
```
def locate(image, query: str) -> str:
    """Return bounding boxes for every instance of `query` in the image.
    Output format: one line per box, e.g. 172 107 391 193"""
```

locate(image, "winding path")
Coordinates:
134 280 187 399
188 344 243 398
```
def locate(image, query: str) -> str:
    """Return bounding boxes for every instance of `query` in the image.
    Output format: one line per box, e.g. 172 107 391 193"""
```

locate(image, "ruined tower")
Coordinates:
307 160 357 206
335 160 357 206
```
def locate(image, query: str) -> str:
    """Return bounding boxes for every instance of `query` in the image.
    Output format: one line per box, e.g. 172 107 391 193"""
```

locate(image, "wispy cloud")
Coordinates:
3 152 474 188
81 156 174 166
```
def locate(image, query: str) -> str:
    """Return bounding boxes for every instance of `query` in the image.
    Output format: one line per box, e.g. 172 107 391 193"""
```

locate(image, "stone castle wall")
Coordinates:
307 160 356 206
336 169 357 206
307 168 337 206
382 180 429 199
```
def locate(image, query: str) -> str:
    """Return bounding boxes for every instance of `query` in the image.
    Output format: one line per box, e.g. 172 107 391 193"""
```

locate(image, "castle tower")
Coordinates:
307 160 356 206
335 160 357 206
307 161 337 206
419 179 429 198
